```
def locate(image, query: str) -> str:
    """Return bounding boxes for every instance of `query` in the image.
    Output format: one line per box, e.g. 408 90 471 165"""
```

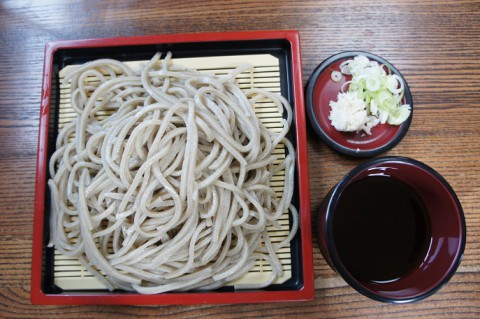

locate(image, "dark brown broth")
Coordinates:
333 175 431 283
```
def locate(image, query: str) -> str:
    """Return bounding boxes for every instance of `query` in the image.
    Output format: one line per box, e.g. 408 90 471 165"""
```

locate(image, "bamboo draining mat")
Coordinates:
54 54 293 290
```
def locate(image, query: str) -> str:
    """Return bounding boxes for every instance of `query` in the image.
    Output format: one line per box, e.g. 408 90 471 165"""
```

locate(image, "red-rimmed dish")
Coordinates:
306 51 413 157
31 30 314 305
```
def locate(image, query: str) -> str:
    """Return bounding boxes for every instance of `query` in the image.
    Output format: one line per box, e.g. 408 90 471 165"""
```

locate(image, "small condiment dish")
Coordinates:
305 51 413 157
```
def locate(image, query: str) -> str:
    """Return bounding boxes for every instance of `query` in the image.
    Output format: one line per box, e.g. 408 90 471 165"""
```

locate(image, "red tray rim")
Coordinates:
31 30 313 305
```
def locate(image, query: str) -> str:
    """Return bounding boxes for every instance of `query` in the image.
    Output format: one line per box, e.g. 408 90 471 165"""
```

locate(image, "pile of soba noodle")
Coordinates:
48 52 297 293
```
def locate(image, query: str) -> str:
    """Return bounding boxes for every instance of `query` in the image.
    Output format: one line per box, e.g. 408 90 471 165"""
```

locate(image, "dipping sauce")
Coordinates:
333 175 431 283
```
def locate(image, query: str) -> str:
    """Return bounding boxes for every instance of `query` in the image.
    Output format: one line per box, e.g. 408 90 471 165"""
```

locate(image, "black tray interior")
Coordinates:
42 38 303 294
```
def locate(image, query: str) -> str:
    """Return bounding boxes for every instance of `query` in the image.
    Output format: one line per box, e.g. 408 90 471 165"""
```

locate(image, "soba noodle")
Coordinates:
48 52 297 293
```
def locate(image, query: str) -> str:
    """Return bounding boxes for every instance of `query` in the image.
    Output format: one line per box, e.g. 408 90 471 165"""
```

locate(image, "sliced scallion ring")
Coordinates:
331 71 342 82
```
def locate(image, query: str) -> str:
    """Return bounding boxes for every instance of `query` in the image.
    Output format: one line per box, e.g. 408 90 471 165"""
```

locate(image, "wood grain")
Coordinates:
0 0 479 317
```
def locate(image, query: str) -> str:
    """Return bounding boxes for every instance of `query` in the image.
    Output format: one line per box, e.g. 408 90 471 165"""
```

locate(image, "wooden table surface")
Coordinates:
1 0 479 318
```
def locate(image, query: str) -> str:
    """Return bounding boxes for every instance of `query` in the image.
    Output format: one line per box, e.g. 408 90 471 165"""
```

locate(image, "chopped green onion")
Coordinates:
339 55 410 127
331 71 342 82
